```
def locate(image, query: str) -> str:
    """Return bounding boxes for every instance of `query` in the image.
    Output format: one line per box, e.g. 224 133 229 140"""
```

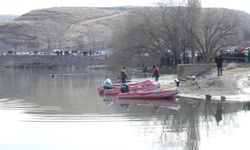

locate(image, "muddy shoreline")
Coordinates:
176 63 250 101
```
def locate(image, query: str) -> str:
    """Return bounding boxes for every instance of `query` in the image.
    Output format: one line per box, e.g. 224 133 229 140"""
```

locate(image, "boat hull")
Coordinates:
103 82 160 96
117 88 178 99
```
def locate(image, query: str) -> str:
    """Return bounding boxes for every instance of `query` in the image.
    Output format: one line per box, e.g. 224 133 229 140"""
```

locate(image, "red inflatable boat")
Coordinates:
97 79 154 95
103 81 160 95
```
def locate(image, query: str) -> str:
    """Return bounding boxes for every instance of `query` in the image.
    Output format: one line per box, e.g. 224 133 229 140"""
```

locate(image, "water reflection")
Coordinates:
102 97 180 112
215 103 223 124
243 102 250 111
103 98 113 106
0 68 250 150
101 96 250 150
120 104 130 112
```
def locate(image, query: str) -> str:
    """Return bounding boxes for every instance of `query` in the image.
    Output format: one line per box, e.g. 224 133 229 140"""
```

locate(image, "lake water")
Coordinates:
0 67 249 150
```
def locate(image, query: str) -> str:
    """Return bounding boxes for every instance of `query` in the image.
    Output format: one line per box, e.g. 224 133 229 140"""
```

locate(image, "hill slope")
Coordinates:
0 7 128 52
0 7 250 53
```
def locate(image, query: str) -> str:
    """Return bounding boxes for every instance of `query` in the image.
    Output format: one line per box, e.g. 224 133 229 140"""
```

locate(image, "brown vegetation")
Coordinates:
110 0 250 67
0 4 250 68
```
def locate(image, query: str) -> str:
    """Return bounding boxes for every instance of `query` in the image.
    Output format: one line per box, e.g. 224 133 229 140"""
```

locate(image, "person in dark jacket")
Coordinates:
120 66 128 83
215 55 223 76
152 65 160 81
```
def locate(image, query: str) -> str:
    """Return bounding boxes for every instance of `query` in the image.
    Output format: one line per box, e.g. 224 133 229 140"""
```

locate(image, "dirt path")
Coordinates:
71 11 128 26
66 11 128 37
77 11 128 25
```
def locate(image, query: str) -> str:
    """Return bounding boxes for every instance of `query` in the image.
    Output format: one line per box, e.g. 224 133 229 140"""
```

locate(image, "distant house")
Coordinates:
93 49 113 57
16 51 30 55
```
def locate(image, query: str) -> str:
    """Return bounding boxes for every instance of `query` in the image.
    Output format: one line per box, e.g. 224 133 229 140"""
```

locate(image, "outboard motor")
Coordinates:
120 83 129 93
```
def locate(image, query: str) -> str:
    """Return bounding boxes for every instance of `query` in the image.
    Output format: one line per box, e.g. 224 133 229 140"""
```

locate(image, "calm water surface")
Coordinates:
0 67 249 150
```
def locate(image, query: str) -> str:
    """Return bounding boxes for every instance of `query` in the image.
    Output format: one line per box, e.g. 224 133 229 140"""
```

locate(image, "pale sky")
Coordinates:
1 0 250 15
202 0 250 13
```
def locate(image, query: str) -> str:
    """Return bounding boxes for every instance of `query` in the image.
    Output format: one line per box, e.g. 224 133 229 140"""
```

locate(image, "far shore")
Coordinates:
0 55 105 68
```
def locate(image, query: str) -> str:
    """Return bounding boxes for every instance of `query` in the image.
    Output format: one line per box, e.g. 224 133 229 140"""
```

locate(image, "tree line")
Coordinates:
109 0 246 67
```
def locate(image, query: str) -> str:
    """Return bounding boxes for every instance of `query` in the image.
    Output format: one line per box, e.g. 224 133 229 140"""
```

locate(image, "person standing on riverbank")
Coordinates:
152 65 160 81
120 66 128 83
244 48 249 63
215 55 223 76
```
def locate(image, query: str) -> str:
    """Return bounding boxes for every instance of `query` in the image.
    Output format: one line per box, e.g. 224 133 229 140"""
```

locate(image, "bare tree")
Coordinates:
158 2 186 65
110 10 159 66
184 9 239 62
110 0 240 66
75 35 85 52
110 3 187 67
87 30 97 50
184 0 201 62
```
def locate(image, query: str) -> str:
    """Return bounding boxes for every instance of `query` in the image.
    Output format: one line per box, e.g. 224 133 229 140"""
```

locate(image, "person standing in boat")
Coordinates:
120 66 128 83
152 65 160 81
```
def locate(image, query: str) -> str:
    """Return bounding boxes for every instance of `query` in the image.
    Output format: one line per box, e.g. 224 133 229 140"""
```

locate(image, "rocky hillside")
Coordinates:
0 7 129 52
0 7 250 53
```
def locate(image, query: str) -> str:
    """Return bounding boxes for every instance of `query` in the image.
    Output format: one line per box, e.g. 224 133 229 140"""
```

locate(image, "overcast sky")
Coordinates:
1 0 249 15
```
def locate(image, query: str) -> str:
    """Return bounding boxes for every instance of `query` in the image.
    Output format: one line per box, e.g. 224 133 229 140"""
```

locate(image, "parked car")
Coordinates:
224 46 244 57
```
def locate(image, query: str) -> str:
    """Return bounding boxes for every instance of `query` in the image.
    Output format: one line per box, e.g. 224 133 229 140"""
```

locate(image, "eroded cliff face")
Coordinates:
0 7 127 52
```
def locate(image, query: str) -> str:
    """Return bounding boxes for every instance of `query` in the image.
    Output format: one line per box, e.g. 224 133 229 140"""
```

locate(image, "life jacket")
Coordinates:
152 67 159 77
244 49 249 56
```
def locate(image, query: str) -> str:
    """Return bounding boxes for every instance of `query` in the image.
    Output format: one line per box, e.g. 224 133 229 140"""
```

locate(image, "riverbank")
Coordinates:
176 63 250 101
